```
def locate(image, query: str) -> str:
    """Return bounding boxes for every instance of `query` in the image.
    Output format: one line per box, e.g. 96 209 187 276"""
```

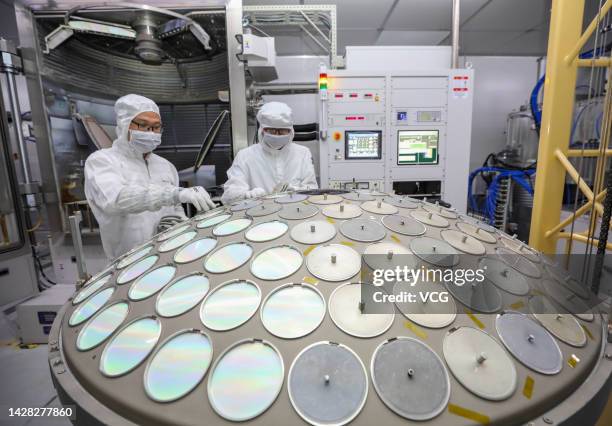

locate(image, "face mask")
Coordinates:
262 131 292 150
129 130 162 154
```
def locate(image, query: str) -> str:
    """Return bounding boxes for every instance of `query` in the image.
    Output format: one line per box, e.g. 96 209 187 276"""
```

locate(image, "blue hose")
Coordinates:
530 75 545 129
468 167 536 225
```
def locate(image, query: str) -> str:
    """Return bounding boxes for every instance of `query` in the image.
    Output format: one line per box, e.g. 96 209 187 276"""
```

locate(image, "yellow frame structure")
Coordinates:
529 0 612 254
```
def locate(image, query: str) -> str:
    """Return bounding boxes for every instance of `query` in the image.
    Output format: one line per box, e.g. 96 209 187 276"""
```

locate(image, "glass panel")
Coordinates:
73 273 112 305
204 243 253 274
128 266 176 301
116 246 153 269
100 317 161 377
69 287 115 326
213 218 252 236
76 302 129 351
208 340 284 421
251 246 303 281
157 224 190 242
156 274 210 317
197 214 232 229
158 231 197 253
261 284 325 338
144 330 213 402
245 221 288 243
116 255 159 284
200 280 261 331
174 238 217 264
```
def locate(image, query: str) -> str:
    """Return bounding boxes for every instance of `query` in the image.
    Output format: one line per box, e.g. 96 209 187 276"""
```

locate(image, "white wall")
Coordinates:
460 56 540 174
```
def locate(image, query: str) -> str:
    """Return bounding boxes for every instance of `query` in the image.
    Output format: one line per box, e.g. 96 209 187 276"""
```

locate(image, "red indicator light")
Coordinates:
349 93 358 98
335 93 343 98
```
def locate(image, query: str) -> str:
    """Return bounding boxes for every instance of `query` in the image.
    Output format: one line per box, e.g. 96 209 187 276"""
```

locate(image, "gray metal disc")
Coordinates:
410 210 449 228
363 242 416 272
480 257 530 296
328 283 395 338
421 203 458 219
290 220 337 245
409 237 459 267
247 203 282 217
382 196 419 209
496 247 542 278
342 191 375 201
499 235 541 263
308 194 343 205
393 281 457 328
529 296 587 347
322 203 363 219
288 342 368 426
444 278 502 313
371 337 450 420
542 279 593 321
461 216 497 233
230 199 262 211
456 221 497 244
275 193 309 204
443 327 517 401
381 215 426 236
306 245 361 282
440 229 486 255
279 204 319 220
360 200 399 215
495 311 563 375
339 218 386 242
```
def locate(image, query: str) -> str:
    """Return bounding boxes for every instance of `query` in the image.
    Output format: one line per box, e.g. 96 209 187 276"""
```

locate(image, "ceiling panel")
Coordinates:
462 0 551 31
385 0 488 30
338 29 380 51
460 30 547 56
306 0 396 29
376 30 450 45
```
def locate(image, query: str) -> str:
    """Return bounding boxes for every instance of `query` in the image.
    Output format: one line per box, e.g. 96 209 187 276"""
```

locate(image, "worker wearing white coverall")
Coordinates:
221 102 318 205
84 94 215 259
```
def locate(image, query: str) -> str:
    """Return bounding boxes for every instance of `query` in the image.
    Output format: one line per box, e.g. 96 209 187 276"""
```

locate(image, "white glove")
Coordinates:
178 187 215 211
245 187 266 199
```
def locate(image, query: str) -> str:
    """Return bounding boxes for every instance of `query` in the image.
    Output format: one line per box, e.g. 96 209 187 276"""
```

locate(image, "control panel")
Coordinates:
319 69 474 211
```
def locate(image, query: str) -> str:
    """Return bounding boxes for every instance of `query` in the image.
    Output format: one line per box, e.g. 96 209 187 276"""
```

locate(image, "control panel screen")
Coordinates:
397 130 439 165
345 130 382 159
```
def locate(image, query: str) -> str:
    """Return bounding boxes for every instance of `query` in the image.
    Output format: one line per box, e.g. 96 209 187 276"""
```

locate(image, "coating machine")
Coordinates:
48 191 611 425
318 50 473 212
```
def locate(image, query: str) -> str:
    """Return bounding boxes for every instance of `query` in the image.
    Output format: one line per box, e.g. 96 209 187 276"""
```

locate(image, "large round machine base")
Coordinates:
48 190 612 426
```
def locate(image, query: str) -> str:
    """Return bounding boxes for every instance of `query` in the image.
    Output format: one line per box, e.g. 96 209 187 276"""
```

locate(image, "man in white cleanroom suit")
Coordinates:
221 101 318 205
84 94 215 259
